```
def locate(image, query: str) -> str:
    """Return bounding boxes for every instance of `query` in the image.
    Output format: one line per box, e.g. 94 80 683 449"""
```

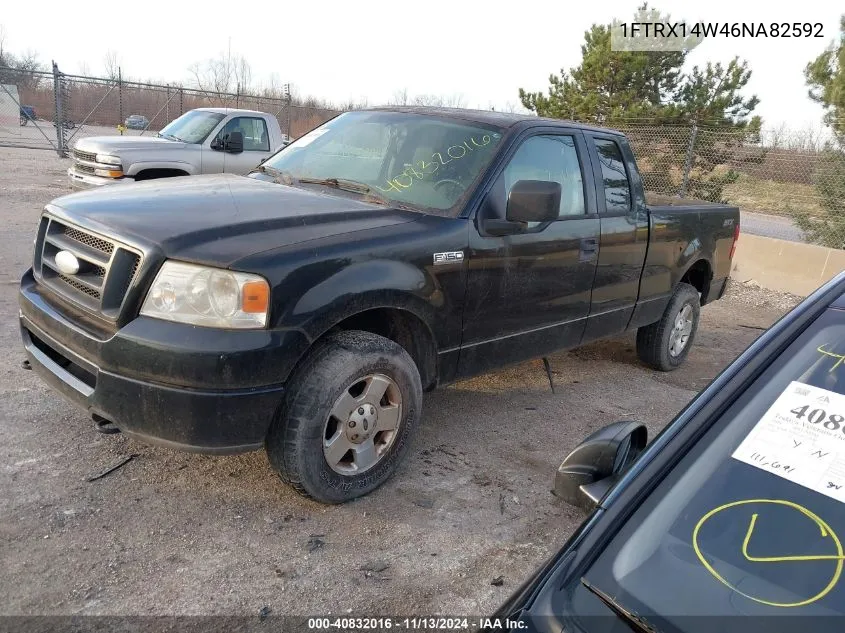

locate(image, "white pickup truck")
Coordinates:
67 108 289 189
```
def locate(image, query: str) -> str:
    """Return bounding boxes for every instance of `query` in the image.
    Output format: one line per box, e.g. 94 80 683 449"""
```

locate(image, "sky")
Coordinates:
1 0 841 131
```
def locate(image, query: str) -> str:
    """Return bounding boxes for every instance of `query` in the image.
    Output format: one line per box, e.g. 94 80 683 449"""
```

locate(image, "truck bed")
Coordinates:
645 192 739 214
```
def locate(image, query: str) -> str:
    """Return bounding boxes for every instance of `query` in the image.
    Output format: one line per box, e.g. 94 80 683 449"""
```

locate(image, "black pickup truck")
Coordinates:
19 107 739 503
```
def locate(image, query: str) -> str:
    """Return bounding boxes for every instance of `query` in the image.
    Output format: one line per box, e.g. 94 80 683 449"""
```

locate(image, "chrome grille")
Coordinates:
34 216 142 321
74 163 95 175
73 148 97 163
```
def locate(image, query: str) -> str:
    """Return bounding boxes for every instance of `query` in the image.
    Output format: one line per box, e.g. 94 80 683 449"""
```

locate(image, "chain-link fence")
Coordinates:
612 119 845 249
0 62 341 155
2 62 843 248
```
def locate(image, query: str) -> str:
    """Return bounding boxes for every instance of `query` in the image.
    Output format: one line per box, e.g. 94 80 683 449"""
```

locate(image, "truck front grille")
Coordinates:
73 148 97 163
34 216 142 321
62 225 114 255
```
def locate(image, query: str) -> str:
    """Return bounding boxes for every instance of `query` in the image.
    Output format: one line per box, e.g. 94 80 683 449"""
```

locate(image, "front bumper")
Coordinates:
19 270 310 453
68 167 134 190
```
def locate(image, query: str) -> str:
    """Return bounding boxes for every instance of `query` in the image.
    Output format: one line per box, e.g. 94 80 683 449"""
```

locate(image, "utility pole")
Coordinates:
284 83 291 140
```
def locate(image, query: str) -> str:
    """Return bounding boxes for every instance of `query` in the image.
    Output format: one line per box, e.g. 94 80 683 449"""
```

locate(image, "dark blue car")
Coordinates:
493 270 845 633
20 105 35 125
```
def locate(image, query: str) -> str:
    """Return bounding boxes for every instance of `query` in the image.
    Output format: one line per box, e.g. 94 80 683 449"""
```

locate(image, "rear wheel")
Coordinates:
265 330 422 504
636 282 700 371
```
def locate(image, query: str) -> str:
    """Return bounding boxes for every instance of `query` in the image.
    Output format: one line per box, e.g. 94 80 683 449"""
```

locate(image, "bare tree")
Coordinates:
77 60 91 76
0 27 45 87
409 92 467 108
189 43 253 105
411 93 443 106
103 50 120 81
389 88 409 106
233 54 251 94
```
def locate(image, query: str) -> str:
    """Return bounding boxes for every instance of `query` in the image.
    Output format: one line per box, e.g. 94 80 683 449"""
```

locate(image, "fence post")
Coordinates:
166 85 170 123
118 67 123 125
236 83 240 108
680 119 698 198
179 87 184 115
52 61 66 157
284 83 291 140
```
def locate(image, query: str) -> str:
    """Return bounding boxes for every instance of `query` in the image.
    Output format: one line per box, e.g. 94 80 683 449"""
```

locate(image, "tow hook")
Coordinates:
93 415 121 435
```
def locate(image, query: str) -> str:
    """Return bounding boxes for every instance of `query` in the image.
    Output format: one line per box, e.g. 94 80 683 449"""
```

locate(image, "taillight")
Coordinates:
729 223 740 260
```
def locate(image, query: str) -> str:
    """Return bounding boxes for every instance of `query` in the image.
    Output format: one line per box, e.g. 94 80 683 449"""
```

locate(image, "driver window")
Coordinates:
216 117 270 151
503 135 586 222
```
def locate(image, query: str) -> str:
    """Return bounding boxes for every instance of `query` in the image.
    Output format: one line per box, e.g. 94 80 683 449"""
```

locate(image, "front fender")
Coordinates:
125 160 197 176
287 259 443 340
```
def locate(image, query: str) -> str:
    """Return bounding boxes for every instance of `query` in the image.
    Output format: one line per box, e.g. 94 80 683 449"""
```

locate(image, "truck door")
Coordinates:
212 116 274 175
457 130 600 379
581 134 649 343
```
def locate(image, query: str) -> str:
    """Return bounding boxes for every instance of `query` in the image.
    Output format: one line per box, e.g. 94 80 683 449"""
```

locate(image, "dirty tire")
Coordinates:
265 330 422 504
636 282 701 372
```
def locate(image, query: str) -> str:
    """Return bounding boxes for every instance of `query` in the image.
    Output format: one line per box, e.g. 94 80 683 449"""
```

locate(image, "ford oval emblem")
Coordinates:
55 250 80 275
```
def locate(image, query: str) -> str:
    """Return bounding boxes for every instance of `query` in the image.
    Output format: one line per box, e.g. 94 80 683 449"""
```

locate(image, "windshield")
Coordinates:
259 110 505 216
159 110 225 143
565 308 845 630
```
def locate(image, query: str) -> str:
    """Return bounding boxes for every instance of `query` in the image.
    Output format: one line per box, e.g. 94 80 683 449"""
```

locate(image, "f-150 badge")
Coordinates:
433 251 464 265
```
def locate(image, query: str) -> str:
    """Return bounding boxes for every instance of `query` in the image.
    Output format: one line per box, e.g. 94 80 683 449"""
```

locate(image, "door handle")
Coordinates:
580 238 598 262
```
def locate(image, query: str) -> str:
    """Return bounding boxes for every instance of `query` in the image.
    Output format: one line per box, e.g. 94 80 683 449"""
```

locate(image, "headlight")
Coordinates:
94 168 123 178
96 154 122 165
140 261 269 329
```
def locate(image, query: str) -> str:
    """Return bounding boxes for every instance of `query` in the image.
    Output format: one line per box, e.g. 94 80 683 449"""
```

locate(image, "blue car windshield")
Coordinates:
564 308 845 631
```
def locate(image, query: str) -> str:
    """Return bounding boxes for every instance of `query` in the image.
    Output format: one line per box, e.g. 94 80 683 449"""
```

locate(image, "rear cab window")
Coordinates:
564 305 845 629
590 137 631 213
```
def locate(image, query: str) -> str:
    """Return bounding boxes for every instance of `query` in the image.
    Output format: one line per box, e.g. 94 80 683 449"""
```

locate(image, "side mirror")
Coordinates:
481 180 562 237
553 421 647 511
507 180 561 223
225 131 244 153
210 137 223 151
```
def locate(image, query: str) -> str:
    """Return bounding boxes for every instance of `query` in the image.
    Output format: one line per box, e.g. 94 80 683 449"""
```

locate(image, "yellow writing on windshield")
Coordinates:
818 344 845 372
375 135 493 194
692 498 843 607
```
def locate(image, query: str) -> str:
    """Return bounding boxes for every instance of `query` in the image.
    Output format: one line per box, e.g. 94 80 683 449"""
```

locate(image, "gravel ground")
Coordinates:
0 147 803 618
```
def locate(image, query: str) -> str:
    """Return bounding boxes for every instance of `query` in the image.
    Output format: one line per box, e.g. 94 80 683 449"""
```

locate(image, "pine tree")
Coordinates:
518 4 761 202
796 16 845 249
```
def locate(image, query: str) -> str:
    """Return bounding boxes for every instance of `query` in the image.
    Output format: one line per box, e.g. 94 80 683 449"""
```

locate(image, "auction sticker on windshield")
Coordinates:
732 381 845 502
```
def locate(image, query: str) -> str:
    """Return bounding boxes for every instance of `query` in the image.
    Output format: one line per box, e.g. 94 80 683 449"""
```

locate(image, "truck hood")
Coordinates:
48 174 421 266
73 135 189 153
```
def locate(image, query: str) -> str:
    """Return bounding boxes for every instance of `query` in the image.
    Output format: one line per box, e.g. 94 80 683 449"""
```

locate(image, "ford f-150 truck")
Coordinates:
67 107 288 189
20 107 740 504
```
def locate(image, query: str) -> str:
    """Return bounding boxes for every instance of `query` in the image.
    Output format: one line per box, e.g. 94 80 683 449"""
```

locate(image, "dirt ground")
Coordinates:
0 147 803 618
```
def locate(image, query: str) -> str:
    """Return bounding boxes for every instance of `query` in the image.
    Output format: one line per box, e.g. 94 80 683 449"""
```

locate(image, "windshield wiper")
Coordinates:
256 163 294 185
296 177 394 205
157 132 182 142
581 578 661 633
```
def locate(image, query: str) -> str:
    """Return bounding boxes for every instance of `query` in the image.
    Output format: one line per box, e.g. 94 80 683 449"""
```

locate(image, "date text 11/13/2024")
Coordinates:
307 617 527 630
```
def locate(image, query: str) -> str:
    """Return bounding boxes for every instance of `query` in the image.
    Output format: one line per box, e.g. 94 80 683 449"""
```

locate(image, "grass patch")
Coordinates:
722 173 822 217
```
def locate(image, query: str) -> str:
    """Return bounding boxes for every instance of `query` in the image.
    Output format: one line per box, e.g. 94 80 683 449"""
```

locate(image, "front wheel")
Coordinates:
636 282 701 371
265 330 423 504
